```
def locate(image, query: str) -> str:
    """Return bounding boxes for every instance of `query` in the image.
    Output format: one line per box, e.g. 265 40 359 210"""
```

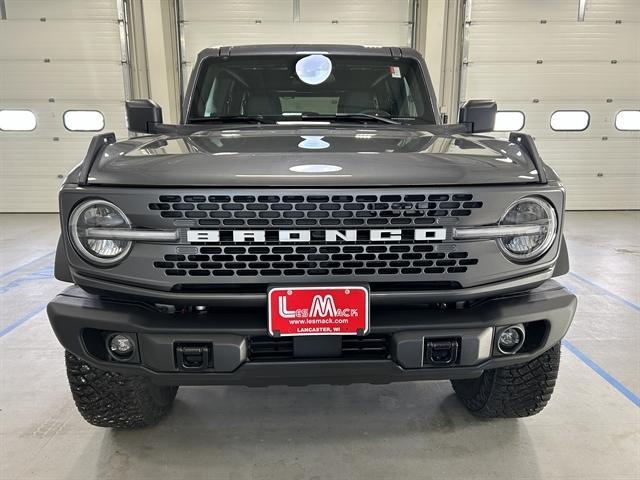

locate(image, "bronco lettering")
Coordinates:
186 228 446 243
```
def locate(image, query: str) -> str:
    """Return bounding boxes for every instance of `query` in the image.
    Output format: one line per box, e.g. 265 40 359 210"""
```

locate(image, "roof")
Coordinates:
196 44 421 59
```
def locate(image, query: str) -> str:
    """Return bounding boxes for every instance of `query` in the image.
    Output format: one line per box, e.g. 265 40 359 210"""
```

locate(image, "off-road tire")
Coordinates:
65 351 178 429
451 343 561 418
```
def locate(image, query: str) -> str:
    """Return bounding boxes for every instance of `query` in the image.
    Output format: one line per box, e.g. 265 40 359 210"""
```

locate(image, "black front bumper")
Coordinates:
47 281 576 386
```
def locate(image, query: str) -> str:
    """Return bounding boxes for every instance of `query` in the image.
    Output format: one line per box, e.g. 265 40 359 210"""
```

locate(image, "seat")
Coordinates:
337 92 375 113
244 95 282 116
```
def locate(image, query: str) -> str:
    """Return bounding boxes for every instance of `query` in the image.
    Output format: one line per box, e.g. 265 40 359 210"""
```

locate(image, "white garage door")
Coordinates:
179 0 416 88
0 0 129 212
461 0 640 210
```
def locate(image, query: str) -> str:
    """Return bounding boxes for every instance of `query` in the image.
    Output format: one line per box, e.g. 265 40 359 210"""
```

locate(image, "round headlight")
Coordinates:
69 200 132 265
498 197 557 262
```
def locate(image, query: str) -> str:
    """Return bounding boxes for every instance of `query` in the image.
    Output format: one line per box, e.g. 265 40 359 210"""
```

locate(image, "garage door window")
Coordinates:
63 110 105 132
0 109 37 131
550 110 590 131
615 110 640 131
494 111 525 131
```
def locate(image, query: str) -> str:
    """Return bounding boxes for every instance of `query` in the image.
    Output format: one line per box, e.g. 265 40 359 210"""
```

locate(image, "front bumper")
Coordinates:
47 280 576 386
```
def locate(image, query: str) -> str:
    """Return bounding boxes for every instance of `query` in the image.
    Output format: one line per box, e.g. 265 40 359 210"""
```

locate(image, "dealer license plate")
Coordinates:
268 286 369 337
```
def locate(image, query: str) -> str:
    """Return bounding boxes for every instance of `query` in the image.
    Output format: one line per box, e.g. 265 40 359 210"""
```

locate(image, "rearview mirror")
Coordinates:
459 100 497 133
125 99 163 134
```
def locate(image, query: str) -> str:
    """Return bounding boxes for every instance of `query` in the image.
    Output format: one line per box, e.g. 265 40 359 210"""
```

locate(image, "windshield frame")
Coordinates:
183 49 440 127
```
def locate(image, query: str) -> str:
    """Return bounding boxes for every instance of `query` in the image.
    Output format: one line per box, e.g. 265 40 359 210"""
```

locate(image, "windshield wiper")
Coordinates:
189 116 274 124
300 113 400 125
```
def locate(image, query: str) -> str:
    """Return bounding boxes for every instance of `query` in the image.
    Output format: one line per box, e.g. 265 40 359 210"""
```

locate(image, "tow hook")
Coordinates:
424 339 460 366
176 344 211 371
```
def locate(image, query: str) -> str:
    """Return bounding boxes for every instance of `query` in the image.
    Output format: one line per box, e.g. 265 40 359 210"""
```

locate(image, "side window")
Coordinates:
0 109 37 131
550 110 590 131
494 111 525 131
63 110 104 131
615 110 640 131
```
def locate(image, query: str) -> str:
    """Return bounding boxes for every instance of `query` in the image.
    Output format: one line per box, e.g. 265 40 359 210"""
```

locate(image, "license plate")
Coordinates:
268 286 369 337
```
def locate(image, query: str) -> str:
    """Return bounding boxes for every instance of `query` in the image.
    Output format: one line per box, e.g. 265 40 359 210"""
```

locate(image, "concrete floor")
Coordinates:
0 212 638 480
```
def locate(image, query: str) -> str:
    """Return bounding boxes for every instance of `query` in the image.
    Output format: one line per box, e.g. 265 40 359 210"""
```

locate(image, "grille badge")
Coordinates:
186 228 447 243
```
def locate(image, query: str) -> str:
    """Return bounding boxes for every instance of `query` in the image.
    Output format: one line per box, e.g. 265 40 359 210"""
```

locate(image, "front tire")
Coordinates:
65 351 178 429
451 343 561 418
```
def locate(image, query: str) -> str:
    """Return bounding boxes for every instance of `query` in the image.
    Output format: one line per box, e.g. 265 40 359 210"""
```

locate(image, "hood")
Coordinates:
88 126 540 187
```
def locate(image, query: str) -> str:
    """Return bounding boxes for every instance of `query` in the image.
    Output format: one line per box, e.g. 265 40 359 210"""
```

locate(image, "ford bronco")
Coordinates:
48 45 577 428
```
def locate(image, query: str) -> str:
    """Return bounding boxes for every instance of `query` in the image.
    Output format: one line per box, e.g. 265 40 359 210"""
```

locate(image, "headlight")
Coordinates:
69 200 132 265
498 197 557 261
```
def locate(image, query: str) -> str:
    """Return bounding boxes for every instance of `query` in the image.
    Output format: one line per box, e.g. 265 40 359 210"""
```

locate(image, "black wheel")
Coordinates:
451 343 561 418
65 351 178 429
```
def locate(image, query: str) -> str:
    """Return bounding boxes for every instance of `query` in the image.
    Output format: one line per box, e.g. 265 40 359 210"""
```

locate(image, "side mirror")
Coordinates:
459 99 497 133
125 99 163 133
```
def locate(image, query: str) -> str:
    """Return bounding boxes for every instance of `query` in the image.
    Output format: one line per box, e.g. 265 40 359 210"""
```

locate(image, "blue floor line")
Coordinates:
569 271 640 312
0 304 47 338
563 339 640 408
0 266 54 294
0 251 55 279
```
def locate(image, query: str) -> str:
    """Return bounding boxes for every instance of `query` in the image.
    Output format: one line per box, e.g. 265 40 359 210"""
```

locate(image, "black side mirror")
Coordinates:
125 99 163 134
459 99 497 133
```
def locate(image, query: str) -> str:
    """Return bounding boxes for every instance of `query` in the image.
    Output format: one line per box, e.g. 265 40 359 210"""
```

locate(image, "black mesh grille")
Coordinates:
149 193 483 228
149 192 482 280
153 244 479 278
248 335 389 361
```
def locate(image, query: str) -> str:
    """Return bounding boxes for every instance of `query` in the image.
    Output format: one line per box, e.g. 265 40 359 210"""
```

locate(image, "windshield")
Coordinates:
187 55 436 124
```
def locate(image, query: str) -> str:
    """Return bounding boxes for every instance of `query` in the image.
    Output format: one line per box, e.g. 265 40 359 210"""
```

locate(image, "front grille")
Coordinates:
148 193 483 228
248 335 390 362
65 185 563 293
248 337 294 361
145 191 484 281
153 244 479 278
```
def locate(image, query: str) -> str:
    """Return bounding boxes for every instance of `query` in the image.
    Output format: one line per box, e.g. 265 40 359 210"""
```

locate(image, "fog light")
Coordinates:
108 334 135 358
497 325 525 355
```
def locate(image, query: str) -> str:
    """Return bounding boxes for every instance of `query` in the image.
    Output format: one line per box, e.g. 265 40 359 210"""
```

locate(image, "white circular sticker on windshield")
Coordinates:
296 55 332 85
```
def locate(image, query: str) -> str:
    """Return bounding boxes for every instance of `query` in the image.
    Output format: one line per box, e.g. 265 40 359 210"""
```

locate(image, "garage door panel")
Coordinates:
0 101 126 138
585 0 640 22
181 0 294 22
536 139 640 176
496 102 640 139
468 0 578 22
2 139 96 179
1 62 125 101
300 0 412 23
0 2 127 212
4 0 118 20
554 175 640 210
0 176 67 212
0 20 121 61
181 0 413 88
465 0 640 210
468 24 639 63
465 63 639 101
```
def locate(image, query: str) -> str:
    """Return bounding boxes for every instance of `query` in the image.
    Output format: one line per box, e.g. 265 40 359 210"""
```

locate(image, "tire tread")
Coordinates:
65 351 177 429
451 343 561 418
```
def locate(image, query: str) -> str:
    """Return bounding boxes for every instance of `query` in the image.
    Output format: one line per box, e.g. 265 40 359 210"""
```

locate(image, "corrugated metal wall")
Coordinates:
0 0 128 212
462 0 640 210
179 0 415 88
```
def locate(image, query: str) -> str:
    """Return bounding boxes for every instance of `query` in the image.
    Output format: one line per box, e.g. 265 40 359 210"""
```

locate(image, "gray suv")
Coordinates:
48 45 577 428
